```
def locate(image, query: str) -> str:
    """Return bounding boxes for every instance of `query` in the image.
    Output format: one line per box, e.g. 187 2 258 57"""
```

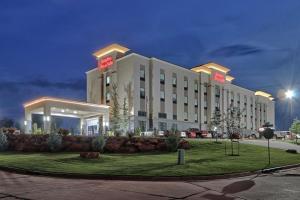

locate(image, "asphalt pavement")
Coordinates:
240 139 300 153
1 168 300 200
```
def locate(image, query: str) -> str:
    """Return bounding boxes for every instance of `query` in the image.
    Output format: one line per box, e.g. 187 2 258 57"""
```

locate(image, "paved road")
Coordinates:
241 139 300 153
1 168 300 200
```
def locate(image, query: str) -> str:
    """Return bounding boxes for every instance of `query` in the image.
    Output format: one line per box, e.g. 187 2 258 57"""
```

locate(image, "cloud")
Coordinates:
0 78 85 92
209 44 264 57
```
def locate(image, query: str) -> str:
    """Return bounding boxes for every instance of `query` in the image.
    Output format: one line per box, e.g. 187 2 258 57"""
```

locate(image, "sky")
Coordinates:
1 0 300 130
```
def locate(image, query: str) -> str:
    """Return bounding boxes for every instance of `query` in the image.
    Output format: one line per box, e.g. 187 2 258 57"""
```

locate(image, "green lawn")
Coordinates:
0 141 299 177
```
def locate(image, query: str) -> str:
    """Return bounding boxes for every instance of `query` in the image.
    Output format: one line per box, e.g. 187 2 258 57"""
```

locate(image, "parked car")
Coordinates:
273 131 291 139
200 130 212 138
180 131 187 138
185 128 199 138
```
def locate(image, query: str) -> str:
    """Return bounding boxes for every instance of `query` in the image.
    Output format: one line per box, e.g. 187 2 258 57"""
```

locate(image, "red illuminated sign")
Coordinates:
213 72 225 83
98 56 113 70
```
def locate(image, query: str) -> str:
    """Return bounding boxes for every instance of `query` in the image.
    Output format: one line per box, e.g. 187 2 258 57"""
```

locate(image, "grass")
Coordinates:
0 141 300 177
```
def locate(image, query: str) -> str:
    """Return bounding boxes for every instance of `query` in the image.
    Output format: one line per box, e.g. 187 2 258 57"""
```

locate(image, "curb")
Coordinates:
261 163 300 174
0 166 259 181
1 164 299 181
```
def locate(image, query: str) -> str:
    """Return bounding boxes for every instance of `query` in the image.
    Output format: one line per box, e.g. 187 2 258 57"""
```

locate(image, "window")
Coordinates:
195 113 198 122
184 112 188 121
160 91 165 101
140 87 145 99
106 75 110 86
194 98 198 106
138 120 146 132
159 122 167 131
160 72 165 84
215 85 220 96
194 82 198 92
184 79 188 90
140 68 145 80
172 76 177 87
171 123 178 131
184 96 188 105
172 93 177 104
106 91 110 102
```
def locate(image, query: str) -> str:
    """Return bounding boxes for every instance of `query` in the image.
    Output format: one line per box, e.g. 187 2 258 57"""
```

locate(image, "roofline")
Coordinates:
24 97 109 108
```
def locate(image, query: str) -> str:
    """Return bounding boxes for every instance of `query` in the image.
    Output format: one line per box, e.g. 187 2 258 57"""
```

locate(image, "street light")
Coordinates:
285 89 295 99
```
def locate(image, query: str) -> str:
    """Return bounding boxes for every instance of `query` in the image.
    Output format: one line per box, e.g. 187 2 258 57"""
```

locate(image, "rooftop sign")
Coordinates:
213 72 225 83
98 56 113 70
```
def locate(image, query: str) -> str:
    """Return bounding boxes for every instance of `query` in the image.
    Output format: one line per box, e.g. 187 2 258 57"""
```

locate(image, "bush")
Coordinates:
92 135 106 152
47 133 62 152
0 131 8 151
286 149 298 154
58 128 69 136
165 134 180 152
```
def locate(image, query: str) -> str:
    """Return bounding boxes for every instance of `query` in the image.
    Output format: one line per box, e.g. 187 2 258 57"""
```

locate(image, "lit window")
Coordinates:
160 91 165 101
184 112 188 120
194 98 198 106
106 76 110 85
172 76 177 86
184 96 188 104
160 73 165 84
184 79 188 89
140 88 145 99
106 91 110 102
194 82 198 92
140 68 145 80
172 93 177 103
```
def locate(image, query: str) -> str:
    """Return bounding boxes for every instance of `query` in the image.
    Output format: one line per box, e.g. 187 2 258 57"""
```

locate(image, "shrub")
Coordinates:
134 128 141 136
47 133 62 152
92 135 106 152
0 131 8 151
127 131 135 139
58 128 70 136
286 149 298 154
165 134 180 152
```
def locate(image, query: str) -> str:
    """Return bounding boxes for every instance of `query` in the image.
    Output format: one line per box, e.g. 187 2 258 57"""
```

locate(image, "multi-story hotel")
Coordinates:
86 44 275 134
24 43 275 135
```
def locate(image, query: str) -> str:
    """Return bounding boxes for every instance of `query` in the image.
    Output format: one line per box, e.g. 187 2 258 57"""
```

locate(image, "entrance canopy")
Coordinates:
24 97 109 135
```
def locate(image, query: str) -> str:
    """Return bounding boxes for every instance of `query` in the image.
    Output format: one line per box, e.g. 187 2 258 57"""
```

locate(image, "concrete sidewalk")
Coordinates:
1 168 300 200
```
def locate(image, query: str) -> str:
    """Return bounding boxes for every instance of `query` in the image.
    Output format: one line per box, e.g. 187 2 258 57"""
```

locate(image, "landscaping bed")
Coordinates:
4 134 189 153
0 141 299 177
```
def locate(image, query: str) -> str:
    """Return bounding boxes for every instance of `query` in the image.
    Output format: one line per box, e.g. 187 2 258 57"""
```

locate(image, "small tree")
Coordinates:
121 97 129 133
289 118 300 144
223 104 244 155
209 108 222 143
110 83 121 135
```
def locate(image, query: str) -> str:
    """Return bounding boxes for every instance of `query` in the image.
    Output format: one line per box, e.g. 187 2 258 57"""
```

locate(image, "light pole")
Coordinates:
285 89 295 129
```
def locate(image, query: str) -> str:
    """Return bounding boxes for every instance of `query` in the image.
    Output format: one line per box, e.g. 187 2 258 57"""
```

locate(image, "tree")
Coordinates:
121 97 129 133
110 83 121 135
289 118 300 144
124 82 133 131
0 118 15 128
223 104 244 155
209 108 222 143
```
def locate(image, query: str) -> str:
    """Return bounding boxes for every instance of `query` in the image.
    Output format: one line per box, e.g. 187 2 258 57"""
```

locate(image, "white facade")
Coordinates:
87 44 275 133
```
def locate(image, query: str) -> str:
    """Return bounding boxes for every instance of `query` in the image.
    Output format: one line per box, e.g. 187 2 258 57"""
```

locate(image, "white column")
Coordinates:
43 105 51 134
103 112 109 135
80 118 86 135
24 109 32 134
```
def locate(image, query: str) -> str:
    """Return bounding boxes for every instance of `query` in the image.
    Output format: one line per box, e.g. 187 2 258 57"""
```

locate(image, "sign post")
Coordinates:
262 128 274 165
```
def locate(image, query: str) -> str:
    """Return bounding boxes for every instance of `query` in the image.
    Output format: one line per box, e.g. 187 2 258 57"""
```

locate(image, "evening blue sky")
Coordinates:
1 0 300 129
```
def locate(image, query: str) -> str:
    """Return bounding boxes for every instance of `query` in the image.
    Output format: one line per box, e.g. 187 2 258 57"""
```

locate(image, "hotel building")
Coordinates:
24 43 275 135
85 44 275 134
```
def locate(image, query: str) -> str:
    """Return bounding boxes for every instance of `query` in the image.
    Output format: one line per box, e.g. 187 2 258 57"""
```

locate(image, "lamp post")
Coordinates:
285 89 295 129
